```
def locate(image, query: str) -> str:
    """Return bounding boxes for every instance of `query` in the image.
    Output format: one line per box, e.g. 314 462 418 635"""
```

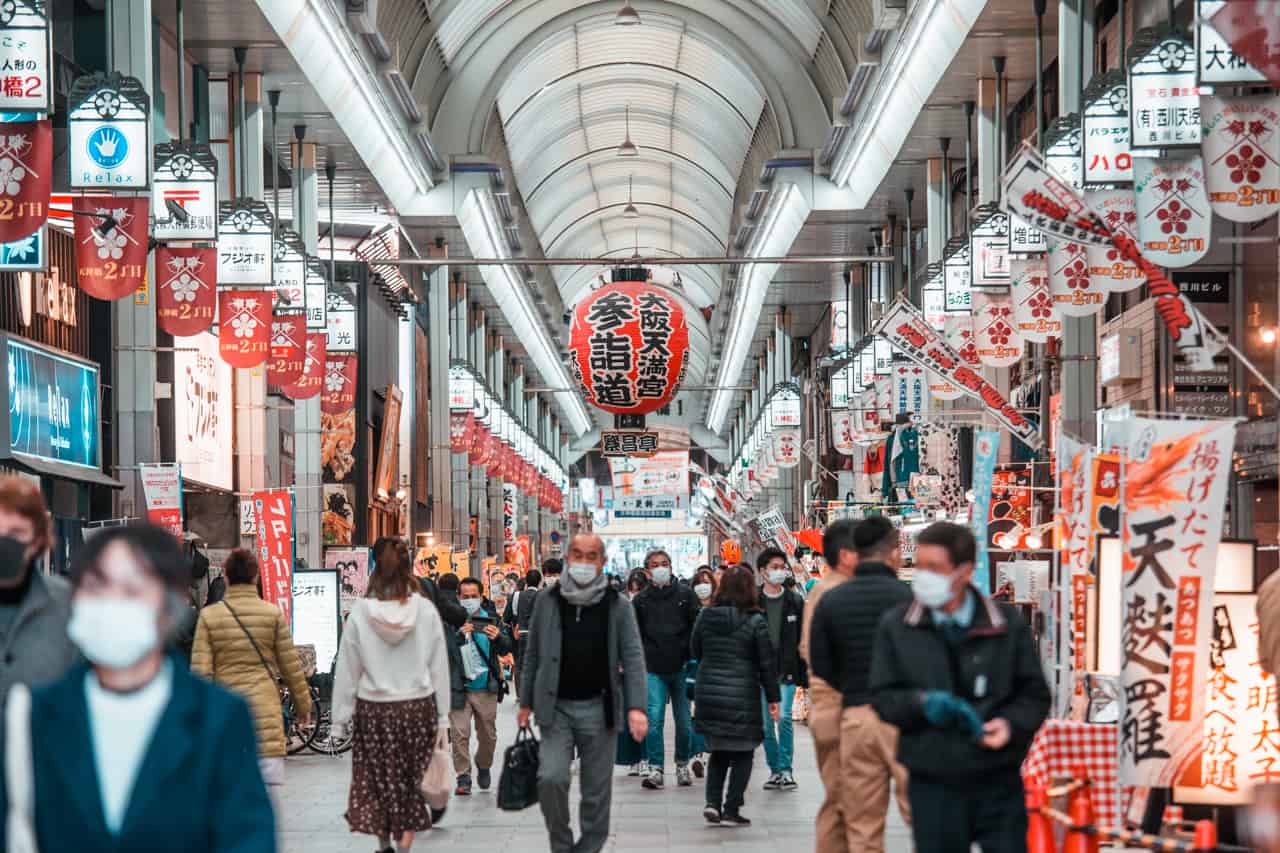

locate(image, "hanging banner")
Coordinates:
922 280 947 330
772 428 801 468
304 257 328 332
139 464 183 538
155 246 216 336
943 239 972 313
945 313 981 369
971 290 1024 367
281 332 324 400
326 280 358 352
1010 255 1060 343
893 363 929 417
67 71 150 188
216 289 271 368
1086 189 1146 293
0 119 49 243
266 312 306 387
503 483 518 546
1119 417 1236 787
321 352 358 415
1044 114 1084 190
1128 28 1202 150
969 207 1010 289
1082 71 1134 186
1134 153 1211 267
1198 0 1265 85
152 142 218 241
1048 236 1105 317
873 299 1041 449
217 199 274 285
450 411 473 453
253 488 295 626
74 195 148 301
1200 94 1280 223
927 371 963 402
831 411 855 455
970 429 1001 594
0 1 52 113
1207 0 1280 87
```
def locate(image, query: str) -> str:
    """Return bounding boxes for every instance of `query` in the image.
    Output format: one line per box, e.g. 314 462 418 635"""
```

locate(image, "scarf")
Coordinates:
560 570 609 608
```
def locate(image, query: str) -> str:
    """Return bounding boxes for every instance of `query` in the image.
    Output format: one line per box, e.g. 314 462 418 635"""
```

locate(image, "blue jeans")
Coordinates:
761 681 797 774
645 671 692 770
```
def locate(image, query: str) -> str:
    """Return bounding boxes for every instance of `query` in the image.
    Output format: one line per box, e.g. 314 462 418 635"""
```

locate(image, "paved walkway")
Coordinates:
280 701 914 852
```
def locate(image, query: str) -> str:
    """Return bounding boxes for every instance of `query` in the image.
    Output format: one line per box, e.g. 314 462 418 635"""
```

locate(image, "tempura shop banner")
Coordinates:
254 489 296 626
1119 417 1236 786
139 464 183 537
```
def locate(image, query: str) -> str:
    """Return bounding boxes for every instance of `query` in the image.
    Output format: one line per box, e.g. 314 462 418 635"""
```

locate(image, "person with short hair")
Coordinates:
870 522 1050 853
542 557 563 586
756 547 807 791
503 566 543 701
450 576 513 795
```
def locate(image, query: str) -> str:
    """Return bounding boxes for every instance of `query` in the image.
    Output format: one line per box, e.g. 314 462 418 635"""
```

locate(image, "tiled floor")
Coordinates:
279 702 914 852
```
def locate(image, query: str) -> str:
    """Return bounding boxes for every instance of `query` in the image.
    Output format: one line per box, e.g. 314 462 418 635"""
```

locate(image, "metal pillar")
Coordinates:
292 139 322 567
428 240 455 547
926 158 946 262
904 188 915 300
977 77 1001 203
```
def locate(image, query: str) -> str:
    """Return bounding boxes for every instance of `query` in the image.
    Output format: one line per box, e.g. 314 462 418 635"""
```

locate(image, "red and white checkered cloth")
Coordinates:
1022 720 1121 829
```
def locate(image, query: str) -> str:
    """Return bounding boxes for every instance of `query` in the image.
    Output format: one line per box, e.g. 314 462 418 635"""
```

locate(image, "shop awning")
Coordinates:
7 453 124 489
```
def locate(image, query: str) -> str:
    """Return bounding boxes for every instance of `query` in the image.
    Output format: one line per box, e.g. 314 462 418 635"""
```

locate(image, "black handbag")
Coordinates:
496 725 541 811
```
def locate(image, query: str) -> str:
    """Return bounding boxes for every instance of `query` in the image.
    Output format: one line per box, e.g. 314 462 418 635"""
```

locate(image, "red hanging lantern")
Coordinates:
266 312 306 387
217 290 271 368
155 246 216 336
568 280 690 415
321 353 358 414
485 432 501 477
75 196 149 300
281 333 325 400
0 120 51 243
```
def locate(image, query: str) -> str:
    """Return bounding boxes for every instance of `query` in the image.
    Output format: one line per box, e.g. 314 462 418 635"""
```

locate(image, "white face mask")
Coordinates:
693 583 712 600
67 597 159 669
545 575 559 586
461 597 483 615
911 569 955 610
566 562 598 585
651 566 672 586
766 569 788 586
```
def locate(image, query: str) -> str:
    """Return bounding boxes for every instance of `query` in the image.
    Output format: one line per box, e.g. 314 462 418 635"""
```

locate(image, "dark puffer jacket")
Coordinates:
691 606 781 743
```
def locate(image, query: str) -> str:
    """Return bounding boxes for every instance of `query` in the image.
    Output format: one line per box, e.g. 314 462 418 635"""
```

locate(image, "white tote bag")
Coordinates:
5 683 37 853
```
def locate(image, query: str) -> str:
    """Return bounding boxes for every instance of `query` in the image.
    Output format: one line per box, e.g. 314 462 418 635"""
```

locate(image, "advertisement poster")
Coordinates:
254 488 295 626
969 430 1001 592
503 483 518 547
1056 434 1094 714
139 464 182 537
6 338 100 469
291 570 339 675
504 535 531 572
322 483 355 546
172 331 233 491
324 547 370 617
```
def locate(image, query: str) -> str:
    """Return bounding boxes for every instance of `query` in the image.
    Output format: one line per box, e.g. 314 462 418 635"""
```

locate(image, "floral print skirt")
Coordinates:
346 696 438 838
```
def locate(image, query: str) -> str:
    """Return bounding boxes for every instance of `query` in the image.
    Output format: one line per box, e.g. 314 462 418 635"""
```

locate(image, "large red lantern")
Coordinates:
568 280 690 415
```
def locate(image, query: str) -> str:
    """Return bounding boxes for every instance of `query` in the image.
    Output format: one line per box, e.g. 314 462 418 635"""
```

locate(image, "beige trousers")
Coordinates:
809 679 847 853
838 704 911 853
449 691 499 776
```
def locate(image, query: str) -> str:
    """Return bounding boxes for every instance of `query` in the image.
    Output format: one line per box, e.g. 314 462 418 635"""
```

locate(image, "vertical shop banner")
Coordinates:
325 547 371 617
1119 417 1236 786
139 464 183 537
254 488 295 626
265 312 305 387
1010 255 1060 343
969 430 1001 593
502 483 518 547
320 353 358 415
216 290 271 368
771 428 801 468
281 332 324 400
1200 94 1280 223
1056 434 1094 716
74 196 149 300
1085 189 1146 293
831 411 855 455
155 246 216 336
1133 154 1212 268
892 363 929 416
0 119 51 243
450 411 474 453
971 290 1024 367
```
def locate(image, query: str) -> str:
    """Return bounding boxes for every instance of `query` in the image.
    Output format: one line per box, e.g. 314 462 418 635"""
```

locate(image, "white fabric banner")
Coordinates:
972 290 1024 367
1085 188 1146 293
1048 236 1106 317
1133 153 1212 268
1200 93 1280 223
1010 255 1061 343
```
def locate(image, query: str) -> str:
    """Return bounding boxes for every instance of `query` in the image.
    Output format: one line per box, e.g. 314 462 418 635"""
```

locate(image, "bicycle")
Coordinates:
304 670 354 755
284 683 322 755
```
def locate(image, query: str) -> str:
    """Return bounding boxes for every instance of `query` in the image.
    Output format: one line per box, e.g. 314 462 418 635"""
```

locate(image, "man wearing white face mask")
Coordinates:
631 548 701 789
756 547 807 791
869 522 1050 853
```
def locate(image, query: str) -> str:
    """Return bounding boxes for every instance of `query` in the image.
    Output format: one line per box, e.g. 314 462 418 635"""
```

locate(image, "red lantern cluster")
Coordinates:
456 414 564 513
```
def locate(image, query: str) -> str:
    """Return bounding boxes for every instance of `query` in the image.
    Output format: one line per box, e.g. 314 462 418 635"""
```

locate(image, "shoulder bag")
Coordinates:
5 683 37 853
223 601 283 687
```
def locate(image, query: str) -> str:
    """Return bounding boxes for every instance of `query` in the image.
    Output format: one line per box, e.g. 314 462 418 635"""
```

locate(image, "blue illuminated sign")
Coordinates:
6 339 101 469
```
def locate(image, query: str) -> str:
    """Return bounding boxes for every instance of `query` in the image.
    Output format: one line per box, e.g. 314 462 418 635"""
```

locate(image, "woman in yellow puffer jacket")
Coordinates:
192 548 312 785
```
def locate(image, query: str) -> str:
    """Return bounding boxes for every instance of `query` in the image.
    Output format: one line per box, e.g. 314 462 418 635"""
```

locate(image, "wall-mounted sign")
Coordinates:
23 264 75 328
1007 212 1048 254
152 142 217 241
1082 71 1133 185
1129 28 1202 150
943 238 971 313
770 386 802 427
1044 114 1083 189
272 229 306 310
67 71 150 188
5 336 100 468
216 198 273 285
0 227 43 271
0 1 52 113
1196 0 1265 85
969 206 1010 288
873 338 893 375
304 257 328 332
922 269 947 329
325 280 358 352
173 331 233 491
601 429 659 458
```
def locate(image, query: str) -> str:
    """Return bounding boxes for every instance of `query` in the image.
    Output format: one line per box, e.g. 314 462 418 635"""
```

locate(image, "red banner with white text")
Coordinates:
75 196 149 300
155 246 216 336
254 488 295 626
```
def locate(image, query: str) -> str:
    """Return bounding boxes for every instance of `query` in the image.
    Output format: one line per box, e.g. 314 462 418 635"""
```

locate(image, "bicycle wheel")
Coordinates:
307 695 355 755
284 687 320 755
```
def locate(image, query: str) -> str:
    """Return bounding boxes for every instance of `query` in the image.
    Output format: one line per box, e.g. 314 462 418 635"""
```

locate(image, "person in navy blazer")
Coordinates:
2 525 275 853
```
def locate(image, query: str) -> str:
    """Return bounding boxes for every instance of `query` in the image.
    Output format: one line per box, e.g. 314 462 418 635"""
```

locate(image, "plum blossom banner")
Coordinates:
217 290 271 368
74 196 149 300
155 246 216 336
0 119 51 243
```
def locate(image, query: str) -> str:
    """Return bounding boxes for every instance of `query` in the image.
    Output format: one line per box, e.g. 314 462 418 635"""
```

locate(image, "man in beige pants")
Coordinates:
809 517 912 852
452 577 513 795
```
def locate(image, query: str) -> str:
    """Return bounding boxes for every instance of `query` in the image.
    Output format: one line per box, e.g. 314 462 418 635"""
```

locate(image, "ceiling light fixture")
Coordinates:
617 105 639 157
615 0 641 26
623 174 640 218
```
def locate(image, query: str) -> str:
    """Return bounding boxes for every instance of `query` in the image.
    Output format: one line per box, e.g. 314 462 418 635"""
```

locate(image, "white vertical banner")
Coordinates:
1055 434 1093 719
503 483 518 546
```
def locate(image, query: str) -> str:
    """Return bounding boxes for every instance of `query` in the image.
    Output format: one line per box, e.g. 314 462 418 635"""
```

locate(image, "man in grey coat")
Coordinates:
518 533 648 853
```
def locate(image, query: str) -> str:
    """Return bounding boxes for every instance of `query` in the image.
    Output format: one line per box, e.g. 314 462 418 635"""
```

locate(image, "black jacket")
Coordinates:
632 581 700 674
758 587 809 686
419 576 468 629
502 587 539 639
809 562 911 706
869 588 1051 784
453 600 514 707
691 607 781 743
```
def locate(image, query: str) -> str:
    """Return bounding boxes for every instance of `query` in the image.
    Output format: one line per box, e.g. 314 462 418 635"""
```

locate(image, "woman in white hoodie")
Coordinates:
333 538 451 853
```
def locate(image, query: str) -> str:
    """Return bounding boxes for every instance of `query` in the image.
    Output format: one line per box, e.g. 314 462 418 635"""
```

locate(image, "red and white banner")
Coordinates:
1133 153 1211 268
266 312 306 387
254 489 295 626
282 333 325 400
1086 189 1146 293
321 353 358 415
1048 237 1105 317
0 120 52 243
217 290 271 368
945 314 980 368
502 483 518 546
1118 417 1236 786
771 428 801 468
927 371 963 402
156 246 216 336
873 299 1040 448
1010 255 1060 343
1055 434 1093 717
971 290 1023 367
831 412 855 455
75 196 149 301
139 464 183 538
1200 94 1280 223
450 411 474 453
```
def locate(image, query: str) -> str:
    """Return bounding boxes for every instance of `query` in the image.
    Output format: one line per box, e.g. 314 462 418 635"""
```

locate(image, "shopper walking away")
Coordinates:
451 577 513 795
632 548 701 788
503 564 545 700
332 538 451 853
870 522 1050 853
517 533 648 853
757 547 807 790
692 564 781 826
0 476 75 705
809 516 913 853
798 521 856 853
192 548 312 787
4 524 274 852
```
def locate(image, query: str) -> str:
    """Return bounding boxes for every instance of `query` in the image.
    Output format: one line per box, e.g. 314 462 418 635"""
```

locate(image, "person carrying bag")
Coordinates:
497 724 541 811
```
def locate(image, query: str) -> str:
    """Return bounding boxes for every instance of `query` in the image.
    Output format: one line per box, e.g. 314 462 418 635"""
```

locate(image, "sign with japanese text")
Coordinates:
173 331 232 490
281 332 324 400
1085 189 1145 294
139 464 182 537
831 411 855 455
1082 71 1133 185
943 239 972 313
601 429 660 458
266 311 305 387
770 385 802 427
67 72 149 188
1056 434 1094 715
304 257 328 332
873 299 1040 448
1201 94 1280 222
239 498 255 536
1119 416 1236 786
450 410 474 453
272 230 306 310
609 446 690 497
217 199 273 285
253 488 295 626
1206 0 1280 86
291 570 338 674
1003 146 1112 246
1011 255 1060 342
74 195 148 301
945 314 981 370
972 290 1023 367
1134 153 1211 267
771 428 801 468
503 483 518 546
1197 0 1265 84
1129 29 1202 149
155 246 215 336
893 363 928 416
320 352 357 415
753 505 796 557
0 118 49 244
0 2 51 113
969 207 1010 288
216 289 271 368
151 142 217 241
325 281 358 352
1044 114 1084 189
1008 212 1049 254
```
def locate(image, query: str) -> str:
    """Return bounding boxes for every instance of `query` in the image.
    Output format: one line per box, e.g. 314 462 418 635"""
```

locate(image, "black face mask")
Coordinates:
0 535 31 585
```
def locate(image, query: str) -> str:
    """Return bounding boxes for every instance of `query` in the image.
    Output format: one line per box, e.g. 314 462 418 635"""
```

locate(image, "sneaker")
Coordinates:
628 759 649 777
628 763 642 777
477 767 492 790
455 774 472 796
702 805 722 825
676 763 692 787
691 756 705 778
722 810 752 826
778 771 798 791
762 772 782 790
642 768 664 789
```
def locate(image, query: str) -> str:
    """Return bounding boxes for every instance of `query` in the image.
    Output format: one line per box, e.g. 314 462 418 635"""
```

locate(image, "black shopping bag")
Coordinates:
497 725 541 811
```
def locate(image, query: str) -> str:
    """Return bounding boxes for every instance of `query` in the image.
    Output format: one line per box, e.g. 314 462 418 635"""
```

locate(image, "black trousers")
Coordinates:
705 750 754 812
908 771 1028 853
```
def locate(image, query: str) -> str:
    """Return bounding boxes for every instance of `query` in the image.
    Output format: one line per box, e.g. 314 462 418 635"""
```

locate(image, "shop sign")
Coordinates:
321 353 357 415
1008 212 1048 254
281 332 324 400
1201 94 1280 222
216 289 271 368
272 229 306 310
1129 28 1201 150
1197 0 1266 85
971 290 1023 367
831 411 855 455
1056 435 1095 715
304 257 328 333
26 264 74 327
943 238 971 313
922 280 947 330
1044 114 1084 189
858 349 876 387
266 311 305 387
151 142 217 241
601 429 659 458
873 338 893 375
829 365 851 408
139 463 182 537
0 226 44 271
771 428 801 468
1010 255 1059 343
0 1 51 113
173 331 233 491
155 246 215 336
0 118 50 243
1133 153 1211 267
1047 237 1104 316
216 199 273 285
503 483 518 545
325 280 358 352
893 363 928 416
1082 71 1133 185
449 364 473 410
1172 273 1231 417
253 488 295 625
770 385 802 427
73 195 148 301
969 207 1010 288
239 498 255 536
67 71 149 188
1085 189 1146 293
5 337 100 468
1174 270 1230 303
970 430 1001 590
612 495 678 519
291 570 338 674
